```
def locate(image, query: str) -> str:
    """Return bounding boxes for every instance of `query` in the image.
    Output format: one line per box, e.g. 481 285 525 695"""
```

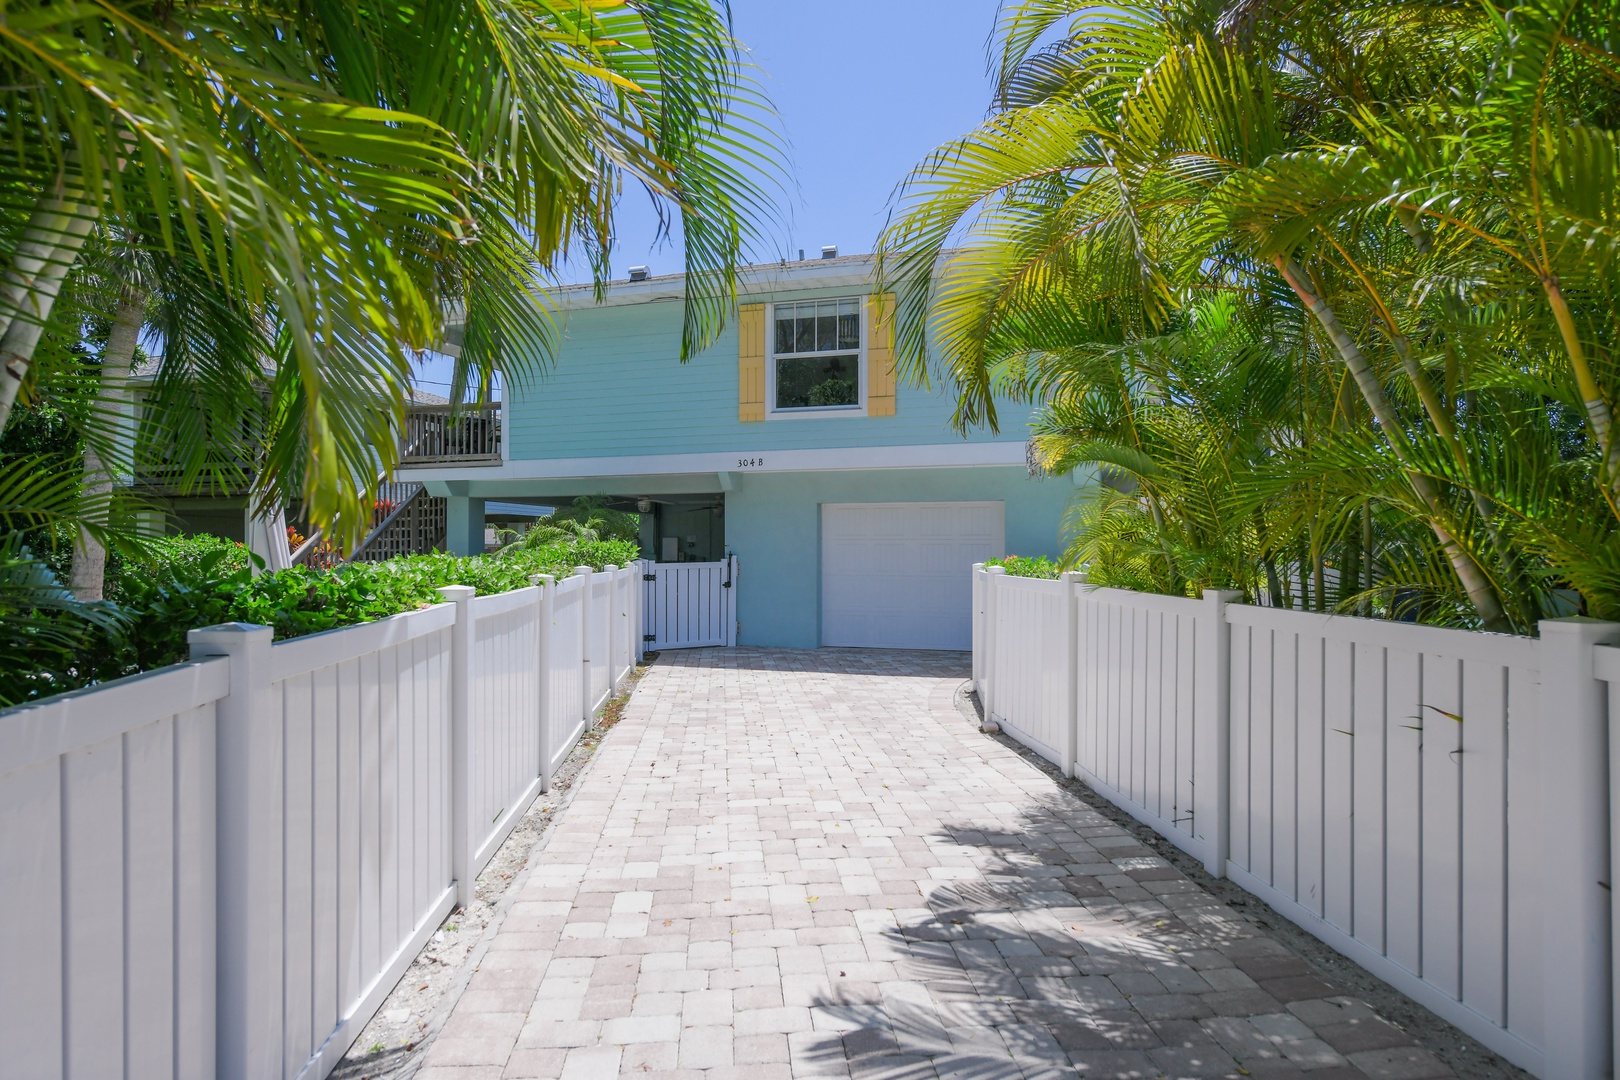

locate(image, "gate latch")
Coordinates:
643 574 656 582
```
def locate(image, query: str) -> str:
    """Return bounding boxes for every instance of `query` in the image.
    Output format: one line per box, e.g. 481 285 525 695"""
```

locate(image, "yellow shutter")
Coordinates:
866 293 897 417
738 303 766 422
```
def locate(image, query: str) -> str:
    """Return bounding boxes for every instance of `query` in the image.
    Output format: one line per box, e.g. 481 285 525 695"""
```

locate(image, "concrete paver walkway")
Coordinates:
419 649 1456 1080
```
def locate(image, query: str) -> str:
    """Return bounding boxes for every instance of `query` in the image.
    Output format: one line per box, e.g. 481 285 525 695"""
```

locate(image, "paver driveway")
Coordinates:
419 648 1457 1080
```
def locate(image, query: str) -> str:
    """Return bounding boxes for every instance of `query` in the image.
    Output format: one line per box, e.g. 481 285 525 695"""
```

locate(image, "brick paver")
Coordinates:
418 648 1454 1080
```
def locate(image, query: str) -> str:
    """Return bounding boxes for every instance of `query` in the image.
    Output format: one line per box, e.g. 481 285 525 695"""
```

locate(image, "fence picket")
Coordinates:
1322 639 1355 931
1296 634 1326 917
1460 657 1508 1025
1273 629 1299 904
1421 654 1464 997
1385 648 1423 974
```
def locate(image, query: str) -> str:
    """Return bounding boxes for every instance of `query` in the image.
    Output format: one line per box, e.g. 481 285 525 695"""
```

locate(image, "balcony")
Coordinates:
402 401 502 466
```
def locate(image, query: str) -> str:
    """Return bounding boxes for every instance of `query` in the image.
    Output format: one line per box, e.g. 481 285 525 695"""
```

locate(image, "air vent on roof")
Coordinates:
821 245 838 260
628 265 650 281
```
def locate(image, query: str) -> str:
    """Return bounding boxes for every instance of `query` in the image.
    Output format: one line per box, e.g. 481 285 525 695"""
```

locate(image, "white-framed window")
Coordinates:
767 298 864 416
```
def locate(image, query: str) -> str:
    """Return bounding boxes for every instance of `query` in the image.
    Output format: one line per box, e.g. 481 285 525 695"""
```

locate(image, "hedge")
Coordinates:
984 554 1063 580
8 534 641 706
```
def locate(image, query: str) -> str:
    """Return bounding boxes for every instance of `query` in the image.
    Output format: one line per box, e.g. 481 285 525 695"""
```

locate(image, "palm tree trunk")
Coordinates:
1362 503 1375 615
1388 328 1528 615
1542 275 1620 504
71 287 144 600
1275 256 1511 632
0 175 103 433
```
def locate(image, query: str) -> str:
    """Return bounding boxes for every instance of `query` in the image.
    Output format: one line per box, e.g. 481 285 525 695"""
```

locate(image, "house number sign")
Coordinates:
736 456 766 468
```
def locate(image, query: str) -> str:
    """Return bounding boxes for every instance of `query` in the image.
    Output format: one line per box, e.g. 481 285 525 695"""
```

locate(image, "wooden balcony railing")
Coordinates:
402 401 501 466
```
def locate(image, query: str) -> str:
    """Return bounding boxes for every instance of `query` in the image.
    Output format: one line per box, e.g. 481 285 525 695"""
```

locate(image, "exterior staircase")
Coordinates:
289 480 447 567
347 481 447 562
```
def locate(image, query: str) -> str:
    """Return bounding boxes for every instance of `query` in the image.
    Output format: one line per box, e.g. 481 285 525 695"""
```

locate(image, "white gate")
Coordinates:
641 557 737 650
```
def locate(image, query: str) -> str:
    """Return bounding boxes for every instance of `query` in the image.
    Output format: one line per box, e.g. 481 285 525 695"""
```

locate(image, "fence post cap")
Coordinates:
1539 616 1620 639
1202 588 1243 602
187 622 273 654
436 584 476 602
573 565 593 577
529 573 555 587
972 562 984 572
603 563 618 572
986 565 1007 575
1061 571 1087 584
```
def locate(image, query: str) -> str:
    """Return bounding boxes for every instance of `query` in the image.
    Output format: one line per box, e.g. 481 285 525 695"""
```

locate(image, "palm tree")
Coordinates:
876 0 1617 628
0 1 778 547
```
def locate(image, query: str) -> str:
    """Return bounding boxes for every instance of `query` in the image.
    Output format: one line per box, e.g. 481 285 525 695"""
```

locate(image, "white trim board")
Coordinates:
401 441 1031 484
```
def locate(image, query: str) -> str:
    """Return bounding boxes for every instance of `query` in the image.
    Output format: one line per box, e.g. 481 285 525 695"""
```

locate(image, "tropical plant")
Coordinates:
548 495 643 544
0 533 128 706
878 0 1620 630
985 554 1062 580
0 1 778 552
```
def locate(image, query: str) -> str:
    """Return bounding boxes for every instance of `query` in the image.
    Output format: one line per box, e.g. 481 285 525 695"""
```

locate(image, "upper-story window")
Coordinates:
770 299 862 414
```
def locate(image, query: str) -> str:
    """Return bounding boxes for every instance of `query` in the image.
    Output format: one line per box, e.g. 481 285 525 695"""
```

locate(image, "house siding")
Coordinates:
726 466 1072 648
435 267 1082 647
507 285 1030 461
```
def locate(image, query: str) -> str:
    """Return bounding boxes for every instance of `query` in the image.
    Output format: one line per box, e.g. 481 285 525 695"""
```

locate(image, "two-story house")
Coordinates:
400 252 1079 650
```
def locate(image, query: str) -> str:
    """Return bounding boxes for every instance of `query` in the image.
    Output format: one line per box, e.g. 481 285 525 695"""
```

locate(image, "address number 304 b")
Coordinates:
736 457 765 468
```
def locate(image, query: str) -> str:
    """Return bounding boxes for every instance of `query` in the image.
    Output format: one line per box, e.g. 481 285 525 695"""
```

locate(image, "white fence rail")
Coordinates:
0 564 642 1080
972 564 1620 1080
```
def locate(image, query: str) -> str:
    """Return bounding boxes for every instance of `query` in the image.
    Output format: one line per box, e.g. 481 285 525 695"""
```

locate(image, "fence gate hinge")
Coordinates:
643 634 656 642
643 574 657 582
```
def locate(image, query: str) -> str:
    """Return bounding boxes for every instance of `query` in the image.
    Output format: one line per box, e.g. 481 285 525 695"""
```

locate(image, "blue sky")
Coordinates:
598 0 1000 278
416 1 1002 399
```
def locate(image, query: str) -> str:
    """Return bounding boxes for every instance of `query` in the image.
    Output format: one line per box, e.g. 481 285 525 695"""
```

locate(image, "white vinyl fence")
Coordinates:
972 564 1620 1080
0 563 642 1080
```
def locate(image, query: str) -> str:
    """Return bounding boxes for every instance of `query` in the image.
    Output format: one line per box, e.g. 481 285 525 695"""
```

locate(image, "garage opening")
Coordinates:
820 501 1004 650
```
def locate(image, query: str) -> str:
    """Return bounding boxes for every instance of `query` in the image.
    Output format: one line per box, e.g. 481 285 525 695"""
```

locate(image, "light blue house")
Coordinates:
399 253 1078 650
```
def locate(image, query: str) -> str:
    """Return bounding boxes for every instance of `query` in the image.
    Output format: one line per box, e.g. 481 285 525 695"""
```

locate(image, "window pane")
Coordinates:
838 298 860 350
794 309 816 352
775 353 859 410
816 302 838 351
775 312 795 353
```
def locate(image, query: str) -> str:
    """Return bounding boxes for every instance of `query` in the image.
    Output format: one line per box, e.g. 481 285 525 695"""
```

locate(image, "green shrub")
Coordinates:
17 536 641 703
986 554 1063 580
107 534 254 601
807 377 857 407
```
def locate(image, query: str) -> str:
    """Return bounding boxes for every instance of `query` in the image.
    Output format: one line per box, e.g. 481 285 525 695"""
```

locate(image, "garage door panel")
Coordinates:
821 501 1004 650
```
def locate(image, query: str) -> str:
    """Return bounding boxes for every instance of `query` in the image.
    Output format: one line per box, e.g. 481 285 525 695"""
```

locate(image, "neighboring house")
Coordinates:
130 381 456 563
400 252 1082 650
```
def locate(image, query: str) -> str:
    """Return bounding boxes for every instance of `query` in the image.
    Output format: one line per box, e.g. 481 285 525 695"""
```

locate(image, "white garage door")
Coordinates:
821 502 1004 650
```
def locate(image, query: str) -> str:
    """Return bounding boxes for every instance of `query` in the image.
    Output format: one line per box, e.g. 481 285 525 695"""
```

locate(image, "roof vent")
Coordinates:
820 245 838 260
628 265 650 282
